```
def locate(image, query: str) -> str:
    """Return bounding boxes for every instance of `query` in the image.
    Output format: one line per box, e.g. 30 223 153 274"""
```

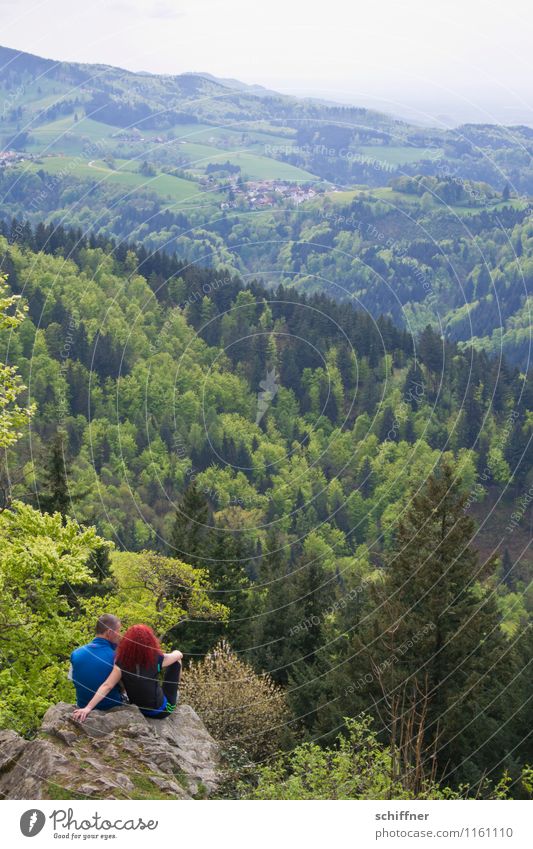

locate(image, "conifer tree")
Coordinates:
378 406 397 442
251 530 292 682
500 547 516 591
284 546 336 731
207 526 252 650
346 461 510 784
169 481 210 565
40 432 71 519
357 456 374 498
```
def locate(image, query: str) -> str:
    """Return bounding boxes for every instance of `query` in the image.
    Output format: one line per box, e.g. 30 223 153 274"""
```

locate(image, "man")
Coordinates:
70 614 123 710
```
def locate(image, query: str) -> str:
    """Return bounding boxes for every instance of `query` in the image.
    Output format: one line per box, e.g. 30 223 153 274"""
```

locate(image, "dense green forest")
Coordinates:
0 44 532 801
2 173 531 365
0 223 531 797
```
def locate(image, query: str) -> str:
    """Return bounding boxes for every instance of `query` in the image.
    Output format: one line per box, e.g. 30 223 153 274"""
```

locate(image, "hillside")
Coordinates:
1 48 533 367
1 222 531 561
0 221 531 794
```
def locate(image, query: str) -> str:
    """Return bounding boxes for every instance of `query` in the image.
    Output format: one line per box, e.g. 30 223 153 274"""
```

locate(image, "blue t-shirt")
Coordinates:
70 637 123 710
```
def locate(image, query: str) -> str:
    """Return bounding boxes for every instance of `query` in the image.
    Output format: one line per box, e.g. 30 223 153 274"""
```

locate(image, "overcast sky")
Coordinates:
2 0 533 125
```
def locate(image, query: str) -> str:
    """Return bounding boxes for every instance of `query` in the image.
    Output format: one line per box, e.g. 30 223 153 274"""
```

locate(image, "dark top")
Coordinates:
71 638 123 710
116 654 165 712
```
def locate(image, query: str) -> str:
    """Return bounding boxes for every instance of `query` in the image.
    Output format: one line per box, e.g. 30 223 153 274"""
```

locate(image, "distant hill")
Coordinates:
1 45 533 366
0 43 397 129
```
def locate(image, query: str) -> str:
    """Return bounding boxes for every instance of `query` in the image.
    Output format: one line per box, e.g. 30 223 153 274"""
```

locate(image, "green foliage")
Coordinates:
182 641 290 762
329 461 522 786
247 715 457 800
1 48 530 796
96 550 229 639
169 482 211 565
0 277 34 449
38 432 71 517
0 226 529 793
0 501 108 734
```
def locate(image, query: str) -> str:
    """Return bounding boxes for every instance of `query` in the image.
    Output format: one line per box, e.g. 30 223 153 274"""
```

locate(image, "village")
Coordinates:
0 149 27 169
214 176 320 210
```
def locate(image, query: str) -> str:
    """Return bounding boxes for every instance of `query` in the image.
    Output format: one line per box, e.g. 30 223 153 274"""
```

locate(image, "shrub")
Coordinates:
247 715 459 800
181 641 290 761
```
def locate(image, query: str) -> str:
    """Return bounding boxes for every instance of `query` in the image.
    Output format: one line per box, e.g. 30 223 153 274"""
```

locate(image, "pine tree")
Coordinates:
169 481 210 565
348 461 510 784
357 456 374 498
251 530 291 681
418 325 443 391
40 433 70 519
403 361 425 410
284 547 336 732
378 406 397 442
500 547 515 591
455 382 484 450
404 417 416 443
319 375 339 424
207 526 252 651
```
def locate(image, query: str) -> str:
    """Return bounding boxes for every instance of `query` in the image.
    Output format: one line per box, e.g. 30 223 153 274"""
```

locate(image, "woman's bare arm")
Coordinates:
161 650 183 668
72 665 122 722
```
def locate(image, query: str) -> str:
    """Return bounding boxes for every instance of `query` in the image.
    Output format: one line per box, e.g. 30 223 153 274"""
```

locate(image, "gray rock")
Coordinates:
0 702 220 800
115 773 135 791
147 705 220 794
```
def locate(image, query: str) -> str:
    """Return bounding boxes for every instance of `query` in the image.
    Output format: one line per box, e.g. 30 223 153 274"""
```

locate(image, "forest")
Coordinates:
0 222 531 798
0 42 532 804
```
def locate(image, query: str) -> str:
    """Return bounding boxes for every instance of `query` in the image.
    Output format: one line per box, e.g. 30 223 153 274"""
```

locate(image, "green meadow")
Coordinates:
25 155 217 206
356 144 443 166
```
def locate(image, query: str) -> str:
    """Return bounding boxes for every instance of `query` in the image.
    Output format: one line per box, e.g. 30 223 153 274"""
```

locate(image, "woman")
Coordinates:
72 624 183 722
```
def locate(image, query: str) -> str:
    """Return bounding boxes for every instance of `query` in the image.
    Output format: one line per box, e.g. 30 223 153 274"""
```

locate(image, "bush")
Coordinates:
247 715 459 800
246 715 520 800
181 641 290 761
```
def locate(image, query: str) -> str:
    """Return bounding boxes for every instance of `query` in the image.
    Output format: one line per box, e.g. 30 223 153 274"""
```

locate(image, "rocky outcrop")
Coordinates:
0 702 220 800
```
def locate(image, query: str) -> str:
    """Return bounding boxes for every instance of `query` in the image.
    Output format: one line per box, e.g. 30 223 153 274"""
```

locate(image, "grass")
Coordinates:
320 186 522 216
357 145 443 166
45 781 90 801
318 189 363 204
358 186 422 205
193 781 208 800
130 773 178 800
176 143 316 181
172 767 190 790
25 115 308 183
446 199 525 216
45 774 177 801
28 116 118 148
170 122 292 149
25 155 219 206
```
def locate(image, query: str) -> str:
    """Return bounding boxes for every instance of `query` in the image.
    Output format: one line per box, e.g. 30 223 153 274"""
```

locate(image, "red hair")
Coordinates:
115 624 161 670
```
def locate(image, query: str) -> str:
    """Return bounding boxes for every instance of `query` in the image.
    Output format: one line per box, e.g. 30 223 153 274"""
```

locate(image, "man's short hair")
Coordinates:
96 614 121 635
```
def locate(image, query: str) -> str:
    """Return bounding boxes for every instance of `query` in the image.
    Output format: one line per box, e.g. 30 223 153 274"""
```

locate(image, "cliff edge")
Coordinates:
0 702 220 800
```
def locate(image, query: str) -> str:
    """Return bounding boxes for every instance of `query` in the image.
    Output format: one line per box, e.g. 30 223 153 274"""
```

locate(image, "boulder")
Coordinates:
0 702 220 800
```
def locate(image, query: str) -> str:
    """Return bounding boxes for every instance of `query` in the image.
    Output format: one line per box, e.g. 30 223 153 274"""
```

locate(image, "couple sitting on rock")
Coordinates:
71 614 183 723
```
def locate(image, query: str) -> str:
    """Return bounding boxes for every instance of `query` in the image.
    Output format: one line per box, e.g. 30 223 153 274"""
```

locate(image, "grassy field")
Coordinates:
317 186 524 216
222 151 314 181
26 155 219 206
171 140 315 181
25 116 313 183
170 122 293 149
356 145 443 166
28 116 118 148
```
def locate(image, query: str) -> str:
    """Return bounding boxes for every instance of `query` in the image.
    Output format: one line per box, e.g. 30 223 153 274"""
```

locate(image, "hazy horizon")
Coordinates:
1 0 533 127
